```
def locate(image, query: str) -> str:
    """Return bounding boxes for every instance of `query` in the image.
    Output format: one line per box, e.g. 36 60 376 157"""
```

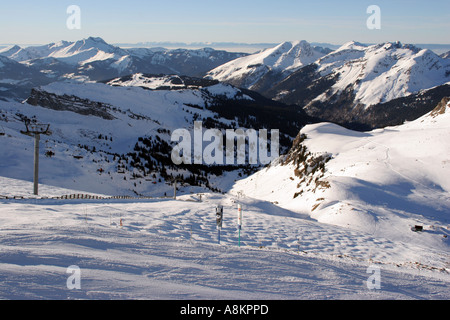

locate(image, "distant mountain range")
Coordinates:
0 37 246 100
0 37 248 78
87 41 450 55
1 36 449 129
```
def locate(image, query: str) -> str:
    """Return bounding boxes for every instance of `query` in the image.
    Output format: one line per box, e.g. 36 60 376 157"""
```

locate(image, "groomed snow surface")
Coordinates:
0 184 449 300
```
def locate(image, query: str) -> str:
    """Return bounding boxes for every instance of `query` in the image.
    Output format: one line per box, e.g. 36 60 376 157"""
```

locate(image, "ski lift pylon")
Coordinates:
20 121 51 137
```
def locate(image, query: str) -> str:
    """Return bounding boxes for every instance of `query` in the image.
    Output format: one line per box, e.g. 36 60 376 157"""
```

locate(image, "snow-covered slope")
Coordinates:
1 81 205 196
107 73 187 90
0 173 449 299
232 97 450 270
105 73 220 90
206 41 327 89
441 51 450 59
0 78 304 197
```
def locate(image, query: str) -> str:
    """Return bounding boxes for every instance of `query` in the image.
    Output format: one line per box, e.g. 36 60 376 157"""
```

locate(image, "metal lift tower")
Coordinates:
20 121 51 195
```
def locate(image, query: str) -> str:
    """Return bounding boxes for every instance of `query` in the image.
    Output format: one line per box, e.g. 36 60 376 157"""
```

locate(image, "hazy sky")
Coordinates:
1 0 449 45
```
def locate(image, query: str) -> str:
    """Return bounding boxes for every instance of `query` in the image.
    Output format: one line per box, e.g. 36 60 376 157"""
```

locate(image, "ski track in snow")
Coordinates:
0 190 449 300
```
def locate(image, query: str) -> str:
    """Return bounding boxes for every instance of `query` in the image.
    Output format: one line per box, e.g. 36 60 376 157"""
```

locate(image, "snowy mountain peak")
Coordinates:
73 36 110 48
206 40 327 89
313 41 450 107
0 45 22 56
275 40 309 50
60 37 122 57
382 41 402 49
272 40 319 62
250 40 322 70
87 36 108 44
337 41 368 51
374 41 422 54
50 40 72 49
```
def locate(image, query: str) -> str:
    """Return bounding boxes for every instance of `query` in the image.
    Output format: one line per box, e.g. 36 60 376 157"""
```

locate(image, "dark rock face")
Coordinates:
25 88 115 120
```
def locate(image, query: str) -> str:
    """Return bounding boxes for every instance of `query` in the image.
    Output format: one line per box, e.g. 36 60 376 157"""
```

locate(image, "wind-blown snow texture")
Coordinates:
0 181 449 300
